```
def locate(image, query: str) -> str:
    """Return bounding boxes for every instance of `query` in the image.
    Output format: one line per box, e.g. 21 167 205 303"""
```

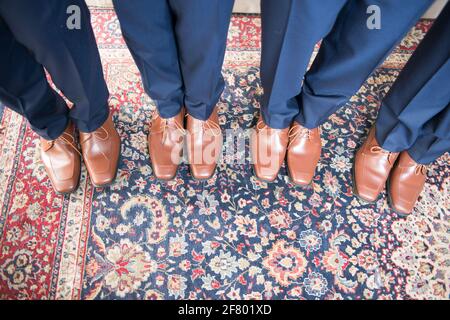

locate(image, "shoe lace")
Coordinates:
287 125 312 149
45 131 81 156
186 114 221 137
80 126 109 144
414 164 427 176
152 113 186 143
370 146 395 164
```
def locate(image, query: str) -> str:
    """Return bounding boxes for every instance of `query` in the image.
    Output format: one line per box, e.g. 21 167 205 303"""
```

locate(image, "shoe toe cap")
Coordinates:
253 165 278 182
91 172 116 187
52 179 79 194
354 183 380 203
153 165 178 180
389 197 414 216
289 171 313 186
190 165 216 180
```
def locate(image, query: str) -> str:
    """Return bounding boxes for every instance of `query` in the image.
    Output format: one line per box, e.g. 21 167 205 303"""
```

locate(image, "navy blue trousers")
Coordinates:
113 0 234 121
260 0 433 129
376 2 450 165
0 0 109 140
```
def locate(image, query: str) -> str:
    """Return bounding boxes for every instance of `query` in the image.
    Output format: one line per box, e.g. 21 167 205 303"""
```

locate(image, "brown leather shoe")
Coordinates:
40 123 81 194
186 108 222 180
148 108 185 180
353 128 399 202
286 122 321 186
251 115 289 182
387 151 427 216
79 113 121 187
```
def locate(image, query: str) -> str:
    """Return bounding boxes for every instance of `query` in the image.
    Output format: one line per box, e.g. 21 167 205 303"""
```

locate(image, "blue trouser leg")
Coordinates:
0 18 69 140
260 0 348 129
112 0 184 119
0 0 109 138
295 0 433 129
407 104 450 164
113 0 234 120
169 0 234 120
376 2 450 164
260 0 432 129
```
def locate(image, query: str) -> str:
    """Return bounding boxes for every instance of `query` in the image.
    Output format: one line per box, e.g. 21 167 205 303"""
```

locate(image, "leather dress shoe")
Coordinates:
148 108 185 180
79 113 120 187
186 108 222 180
40 122 81 194
251 116 289 182
286 122 321 186
387 151 427 215
353 128 399 202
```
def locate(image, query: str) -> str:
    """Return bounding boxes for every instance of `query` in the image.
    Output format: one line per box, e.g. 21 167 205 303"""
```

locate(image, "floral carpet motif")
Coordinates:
0 10 448 300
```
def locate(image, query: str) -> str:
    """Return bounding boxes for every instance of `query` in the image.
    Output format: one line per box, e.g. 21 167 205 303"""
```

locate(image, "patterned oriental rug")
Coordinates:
0 10 448 300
